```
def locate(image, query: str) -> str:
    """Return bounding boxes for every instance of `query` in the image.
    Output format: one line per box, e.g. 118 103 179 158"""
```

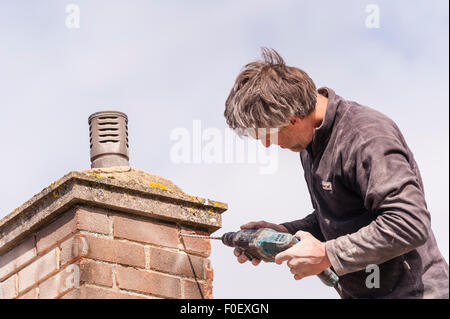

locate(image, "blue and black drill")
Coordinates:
181 228 339 287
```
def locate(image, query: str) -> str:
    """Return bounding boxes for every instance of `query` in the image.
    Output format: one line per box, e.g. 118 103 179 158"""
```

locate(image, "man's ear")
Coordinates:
290 117 301 125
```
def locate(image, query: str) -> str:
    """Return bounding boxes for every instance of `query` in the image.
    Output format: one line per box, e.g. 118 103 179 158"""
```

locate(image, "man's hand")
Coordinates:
234 220 289 266
274 231 331 280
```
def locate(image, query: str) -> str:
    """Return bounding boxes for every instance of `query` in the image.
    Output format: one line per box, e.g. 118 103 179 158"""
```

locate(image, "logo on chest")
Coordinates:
321 180 333 191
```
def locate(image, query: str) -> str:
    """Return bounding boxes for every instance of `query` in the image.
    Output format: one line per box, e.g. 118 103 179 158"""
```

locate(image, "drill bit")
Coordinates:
180 233 222 240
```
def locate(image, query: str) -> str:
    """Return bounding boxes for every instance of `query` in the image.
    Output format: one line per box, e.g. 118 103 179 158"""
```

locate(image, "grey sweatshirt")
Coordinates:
281 87 449 299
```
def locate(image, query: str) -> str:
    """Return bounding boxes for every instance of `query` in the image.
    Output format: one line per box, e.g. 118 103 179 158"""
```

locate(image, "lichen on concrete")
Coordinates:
82 166 184 194
80 166 228 210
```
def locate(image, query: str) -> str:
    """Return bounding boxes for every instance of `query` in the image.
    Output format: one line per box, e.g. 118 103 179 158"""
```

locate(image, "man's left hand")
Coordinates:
275 231 332 280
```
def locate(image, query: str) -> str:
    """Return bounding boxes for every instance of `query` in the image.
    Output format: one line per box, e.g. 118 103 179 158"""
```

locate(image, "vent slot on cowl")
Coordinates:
88 111 129 168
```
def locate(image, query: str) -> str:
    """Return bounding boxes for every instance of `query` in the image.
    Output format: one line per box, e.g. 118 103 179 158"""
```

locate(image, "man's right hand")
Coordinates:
234 220 289 266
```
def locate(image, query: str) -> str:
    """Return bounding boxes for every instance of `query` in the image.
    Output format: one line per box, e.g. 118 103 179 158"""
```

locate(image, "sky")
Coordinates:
0 0 448 299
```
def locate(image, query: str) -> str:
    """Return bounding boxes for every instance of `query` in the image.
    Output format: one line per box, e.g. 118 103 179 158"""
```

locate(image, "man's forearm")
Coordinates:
325 206 430 276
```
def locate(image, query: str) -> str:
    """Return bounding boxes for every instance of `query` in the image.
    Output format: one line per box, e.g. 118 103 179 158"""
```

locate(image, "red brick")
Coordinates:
76 206 110 235
18 248 58 293
38 263 80 299
114 215 179 248
0 274 17 299
179 228 211 257
18 287 38 299
205 259 213 281
60 285 149 299
183 280 213 299
83 235 145 268
36 210 77 254
58 287 79 299
0 237 36 281
149 247 208 280
59 235 89 267
116 265 181 298
80 259 112 287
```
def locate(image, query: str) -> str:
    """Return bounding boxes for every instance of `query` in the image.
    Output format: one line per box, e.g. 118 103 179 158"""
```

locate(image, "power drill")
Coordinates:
181 228 339 287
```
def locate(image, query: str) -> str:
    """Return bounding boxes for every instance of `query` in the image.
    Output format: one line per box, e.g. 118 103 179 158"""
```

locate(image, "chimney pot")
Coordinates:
89 111 129 168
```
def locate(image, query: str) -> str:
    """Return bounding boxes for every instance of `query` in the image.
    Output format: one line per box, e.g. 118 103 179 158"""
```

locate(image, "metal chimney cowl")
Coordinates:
89 111 129 168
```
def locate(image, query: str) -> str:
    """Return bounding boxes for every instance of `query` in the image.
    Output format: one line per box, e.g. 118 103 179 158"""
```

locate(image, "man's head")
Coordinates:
224 48 320 152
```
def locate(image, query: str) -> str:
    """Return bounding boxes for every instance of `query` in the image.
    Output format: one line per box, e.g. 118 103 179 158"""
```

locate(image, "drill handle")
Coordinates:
318 268 340 287
292 237 339 287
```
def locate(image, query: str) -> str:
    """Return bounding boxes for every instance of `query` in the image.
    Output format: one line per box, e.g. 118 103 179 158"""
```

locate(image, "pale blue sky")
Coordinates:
0 1 448 298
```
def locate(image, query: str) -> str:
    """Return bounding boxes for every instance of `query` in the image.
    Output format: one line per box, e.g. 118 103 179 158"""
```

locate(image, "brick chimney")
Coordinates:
0 113 227 299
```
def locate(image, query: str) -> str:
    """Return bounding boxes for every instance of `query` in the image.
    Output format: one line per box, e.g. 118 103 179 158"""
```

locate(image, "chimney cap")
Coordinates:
0 167 227 254
89 110 129 168
88 110 128 123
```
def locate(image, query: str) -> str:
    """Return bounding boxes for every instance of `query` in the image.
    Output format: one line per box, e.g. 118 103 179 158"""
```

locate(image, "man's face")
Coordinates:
256 117 315 152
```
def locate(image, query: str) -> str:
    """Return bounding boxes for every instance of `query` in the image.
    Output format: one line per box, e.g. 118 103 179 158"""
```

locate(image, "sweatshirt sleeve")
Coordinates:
325 135 430 276
281 211 325 242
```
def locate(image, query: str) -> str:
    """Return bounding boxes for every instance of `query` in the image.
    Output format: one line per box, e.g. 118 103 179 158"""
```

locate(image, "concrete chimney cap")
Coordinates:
81 166 184 194
0 166 228 255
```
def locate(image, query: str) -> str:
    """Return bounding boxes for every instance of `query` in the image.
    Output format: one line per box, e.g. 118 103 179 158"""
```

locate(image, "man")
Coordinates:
223 48 449 298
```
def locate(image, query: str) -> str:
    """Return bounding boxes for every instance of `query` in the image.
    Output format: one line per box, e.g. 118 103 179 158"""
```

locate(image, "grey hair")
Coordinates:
224 47 317 134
